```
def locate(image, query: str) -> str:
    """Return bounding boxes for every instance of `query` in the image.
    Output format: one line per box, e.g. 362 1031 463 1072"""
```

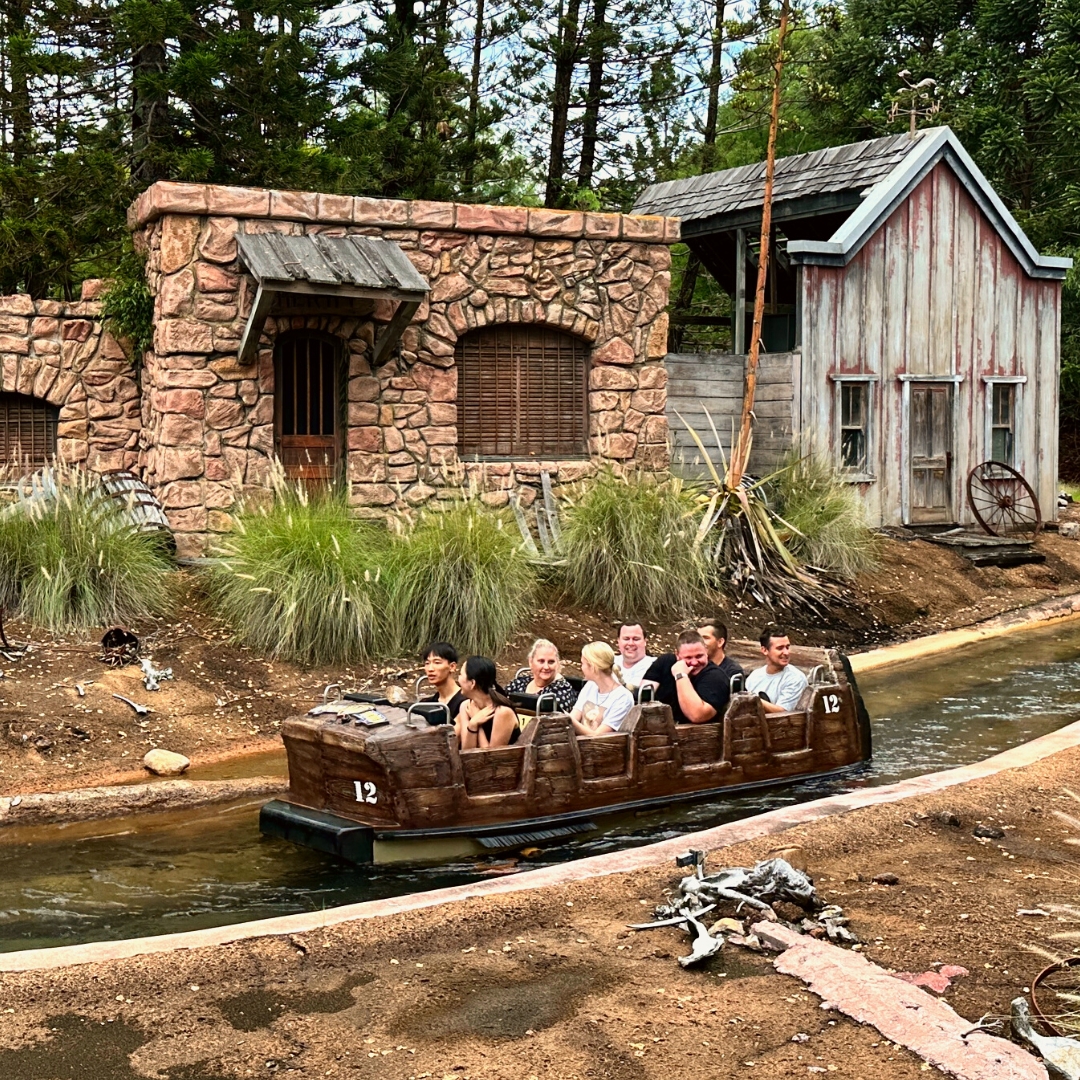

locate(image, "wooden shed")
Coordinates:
635 127 1071 529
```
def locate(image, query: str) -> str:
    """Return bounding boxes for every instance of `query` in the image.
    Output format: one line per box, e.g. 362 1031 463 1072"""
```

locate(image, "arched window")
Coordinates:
0 392 58 468
457 326 588 458
275 332 343 482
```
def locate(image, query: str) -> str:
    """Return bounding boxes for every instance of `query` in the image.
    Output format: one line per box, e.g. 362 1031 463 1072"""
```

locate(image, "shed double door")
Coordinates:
275 334 342 486
909 383 952 524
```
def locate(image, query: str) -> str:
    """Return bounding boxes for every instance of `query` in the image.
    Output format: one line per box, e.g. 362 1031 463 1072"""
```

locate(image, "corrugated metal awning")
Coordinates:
236 233 430 364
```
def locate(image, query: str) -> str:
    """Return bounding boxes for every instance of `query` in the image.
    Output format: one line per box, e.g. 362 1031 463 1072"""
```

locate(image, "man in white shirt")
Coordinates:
612 623 655 689
745 627 808 713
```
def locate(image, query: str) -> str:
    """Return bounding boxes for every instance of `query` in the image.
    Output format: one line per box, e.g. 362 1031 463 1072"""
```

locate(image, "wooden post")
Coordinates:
726 0 791 489
734 228 747 356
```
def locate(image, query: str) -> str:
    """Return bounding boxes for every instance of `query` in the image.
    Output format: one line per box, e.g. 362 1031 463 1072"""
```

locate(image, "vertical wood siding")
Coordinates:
802 161 1061 528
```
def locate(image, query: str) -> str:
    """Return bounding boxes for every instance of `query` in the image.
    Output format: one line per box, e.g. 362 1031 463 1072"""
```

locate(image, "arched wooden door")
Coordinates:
275 333 343 485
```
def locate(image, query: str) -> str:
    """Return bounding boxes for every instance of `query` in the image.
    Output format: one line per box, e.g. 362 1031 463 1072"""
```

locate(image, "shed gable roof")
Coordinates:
634 127 1070 281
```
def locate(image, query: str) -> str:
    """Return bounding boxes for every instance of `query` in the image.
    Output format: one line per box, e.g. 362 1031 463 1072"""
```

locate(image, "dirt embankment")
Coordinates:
4 726 1080 1078
4 508 1080 797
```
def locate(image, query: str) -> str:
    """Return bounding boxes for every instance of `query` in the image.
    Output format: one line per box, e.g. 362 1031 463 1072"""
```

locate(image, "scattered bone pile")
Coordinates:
631 855 858 967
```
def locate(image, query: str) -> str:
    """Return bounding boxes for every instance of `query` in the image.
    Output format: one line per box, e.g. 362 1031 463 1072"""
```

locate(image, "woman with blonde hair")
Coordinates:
507 638 576 712
571 641 635 736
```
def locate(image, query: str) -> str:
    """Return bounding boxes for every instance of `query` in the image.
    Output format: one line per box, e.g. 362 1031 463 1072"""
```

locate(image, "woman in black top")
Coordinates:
506 638 577 712
456 656 520 749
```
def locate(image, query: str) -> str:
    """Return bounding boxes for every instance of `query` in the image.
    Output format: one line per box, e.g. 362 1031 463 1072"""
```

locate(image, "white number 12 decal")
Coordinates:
354 780 378 804
823 694 841 714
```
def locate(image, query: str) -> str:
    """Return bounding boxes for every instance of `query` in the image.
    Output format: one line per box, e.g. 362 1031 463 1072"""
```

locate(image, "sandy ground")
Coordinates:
4 737 1080 1077
4 506 1080 797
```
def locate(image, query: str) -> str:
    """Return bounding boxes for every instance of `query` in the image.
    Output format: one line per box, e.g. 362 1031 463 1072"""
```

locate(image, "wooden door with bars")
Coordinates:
275 333 343 486
909 383 953 524
0 392 58 469
457 326 588 458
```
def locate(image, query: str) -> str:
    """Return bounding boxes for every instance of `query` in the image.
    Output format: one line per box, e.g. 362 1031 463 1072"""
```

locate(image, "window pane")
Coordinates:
841 383 865 426
992 383 1013 426
992 427 1014 464
841 429 866 470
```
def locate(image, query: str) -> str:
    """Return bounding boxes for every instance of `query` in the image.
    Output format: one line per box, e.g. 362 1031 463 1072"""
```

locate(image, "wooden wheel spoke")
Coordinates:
967 460 1042 538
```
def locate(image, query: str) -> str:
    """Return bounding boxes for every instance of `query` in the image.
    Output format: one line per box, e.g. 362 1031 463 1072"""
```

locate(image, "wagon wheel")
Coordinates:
967 461 1043 539
1032 957 1080 1037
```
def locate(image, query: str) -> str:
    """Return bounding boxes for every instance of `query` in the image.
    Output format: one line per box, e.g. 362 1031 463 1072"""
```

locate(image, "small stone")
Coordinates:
972 824 1005 839
872 873 900 886
142 749 191 776
1060 522 1080 539
933 811 962 828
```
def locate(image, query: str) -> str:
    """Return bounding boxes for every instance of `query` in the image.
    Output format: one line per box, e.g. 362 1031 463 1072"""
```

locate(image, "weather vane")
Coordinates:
889 70 941 137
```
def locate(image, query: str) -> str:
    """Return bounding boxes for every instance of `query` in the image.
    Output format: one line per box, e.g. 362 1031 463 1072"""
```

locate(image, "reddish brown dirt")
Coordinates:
4 511 1080 796
6 730 1080 1077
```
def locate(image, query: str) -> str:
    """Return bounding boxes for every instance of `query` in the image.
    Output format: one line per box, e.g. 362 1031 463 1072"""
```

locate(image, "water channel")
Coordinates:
4 618 1080 954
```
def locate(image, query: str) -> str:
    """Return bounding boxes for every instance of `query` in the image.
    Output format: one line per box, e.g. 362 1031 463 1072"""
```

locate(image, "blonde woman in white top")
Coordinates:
571 641 635 736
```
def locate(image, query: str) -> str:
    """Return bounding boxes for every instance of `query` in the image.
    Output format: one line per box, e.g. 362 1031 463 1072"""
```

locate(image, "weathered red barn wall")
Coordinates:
800 161 1060 527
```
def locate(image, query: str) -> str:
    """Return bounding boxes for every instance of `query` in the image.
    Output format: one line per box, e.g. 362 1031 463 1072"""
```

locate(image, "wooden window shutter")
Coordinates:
457 326 588 458
0 392 58 468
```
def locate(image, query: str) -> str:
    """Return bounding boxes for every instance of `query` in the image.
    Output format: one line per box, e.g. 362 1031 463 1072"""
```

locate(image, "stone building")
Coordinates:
0 183 678 555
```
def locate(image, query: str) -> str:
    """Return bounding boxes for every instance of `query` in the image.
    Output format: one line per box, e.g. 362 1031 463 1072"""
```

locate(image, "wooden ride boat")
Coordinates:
260 643 871 864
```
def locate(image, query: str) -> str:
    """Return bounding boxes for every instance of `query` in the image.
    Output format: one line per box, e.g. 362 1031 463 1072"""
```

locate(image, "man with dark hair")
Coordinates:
641 630 731 724
745 627 808 713
697 618 744 686
422 642 466 721
613 622 655 689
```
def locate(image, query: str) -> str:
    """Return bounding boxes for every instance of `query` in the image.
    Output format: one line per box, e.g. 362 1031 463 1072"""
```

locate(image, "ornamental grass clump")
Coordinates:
557 468 711 619
0 466 176 632
385 500 536 656
208 483 390 666
770 453 879 579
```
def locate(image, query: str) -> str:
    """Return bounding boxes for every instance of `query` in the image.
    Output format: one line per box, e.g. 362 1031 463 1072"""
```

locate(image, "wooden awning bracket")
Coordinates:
372 300 421 367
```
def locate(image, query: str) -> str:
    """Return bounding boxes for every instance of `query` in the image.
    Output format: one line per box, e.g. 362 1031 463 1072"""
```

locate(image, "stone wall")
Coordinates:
130 182 678 554
0 283 139 472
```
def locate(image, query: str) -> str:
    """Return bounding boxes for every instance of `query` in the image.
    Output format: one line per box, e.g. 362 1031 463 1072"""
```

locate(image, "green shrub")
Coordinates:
556 468 711 619
770 453 879 578
100 248 154 365
208 485 390 665
0 467 176 632
385 500 536 656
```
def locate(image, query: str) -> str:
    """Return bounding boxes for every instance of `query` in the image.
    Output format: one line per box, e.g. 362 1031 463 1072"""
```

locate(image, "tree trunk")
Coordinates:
701 0 726 173
464 0 486 198
576 0 608 192
544 0 583 208
4 0 32 163
726 1 790 489
131 35 169 186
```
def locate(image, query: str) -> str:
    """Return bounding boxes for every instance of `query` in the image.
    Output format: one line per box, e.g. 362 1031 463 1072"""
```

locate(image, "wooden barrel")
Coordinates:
99 470 172 536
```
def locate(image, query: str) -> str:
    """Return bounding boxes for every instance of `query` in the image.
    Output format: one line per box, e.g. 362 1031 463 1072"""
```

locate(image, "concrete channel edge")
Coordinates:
5 716 1080 974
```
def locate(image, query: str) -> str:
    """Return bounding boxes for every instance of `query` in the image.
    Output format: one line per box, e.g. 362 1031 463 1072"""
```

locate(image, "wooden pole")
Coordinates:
726 0 791 489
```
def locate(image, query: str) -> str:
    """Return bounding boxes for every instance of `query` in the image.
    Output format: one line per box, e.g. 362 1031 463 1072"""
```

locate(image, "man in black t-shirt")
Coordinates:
697 618 745 688
642 630 731 725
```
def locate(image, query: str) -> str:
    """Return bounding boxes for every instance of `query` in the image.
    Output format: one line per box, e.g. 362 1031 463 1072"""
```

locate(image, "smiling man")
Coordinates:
745 627 808 713
612 622 655 689
641 630 731 724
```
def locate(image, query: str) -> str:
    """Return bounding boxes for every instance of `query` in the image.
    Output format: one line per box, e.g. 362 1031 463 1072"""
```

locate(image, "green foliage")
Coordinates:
385 500 536 656
769 454 879 579
207 484 390 667
100 248 154 364
0 467 176 632
556 468 710 619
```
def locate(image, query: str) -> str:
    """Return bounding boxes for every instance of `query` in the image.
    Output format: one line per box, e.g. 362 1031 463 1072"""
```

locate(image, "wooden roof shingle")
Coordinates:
633 132 917 223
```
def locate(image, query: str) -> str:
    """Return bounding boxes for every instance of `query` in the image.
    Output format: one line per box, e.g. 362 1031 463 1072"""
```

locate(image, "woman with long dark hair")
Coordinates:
455 656 520 749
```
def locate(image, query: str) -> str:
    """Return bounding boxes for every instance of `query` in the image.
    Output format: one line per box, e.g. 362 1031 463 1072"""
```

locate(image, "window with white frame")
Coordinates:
990 383 1015 464
983 376 1024 469
840 381 870 472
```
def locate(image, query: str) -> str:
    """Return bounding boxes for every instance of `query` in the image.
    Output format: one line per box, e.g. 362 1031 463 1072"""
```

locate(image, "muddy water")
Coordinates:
4 619 1080 953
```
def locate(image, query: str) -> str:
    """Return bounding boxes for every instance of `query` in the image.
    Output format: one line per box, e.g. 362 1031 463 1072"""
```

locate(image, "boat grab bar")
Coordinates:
406 701 451 728
536 691 558 715
637 684 655 704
